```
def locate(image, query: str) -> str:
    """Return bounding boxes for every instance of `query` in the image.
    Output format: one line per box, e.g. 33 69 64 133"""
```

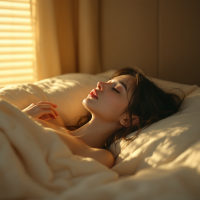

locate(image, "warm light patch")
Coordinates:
0 61 32 68
144 126 190 167
1 68 33 76
0 47 33 53
0 32 32 38
0 0 37 88
0 9 30 17
0 17 31 24
0 76 34 85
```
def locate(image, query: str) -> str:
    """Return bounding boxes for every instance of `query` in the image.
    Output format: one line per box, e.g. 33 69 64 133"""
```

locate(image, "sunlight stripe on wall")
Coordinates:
0 0 37 88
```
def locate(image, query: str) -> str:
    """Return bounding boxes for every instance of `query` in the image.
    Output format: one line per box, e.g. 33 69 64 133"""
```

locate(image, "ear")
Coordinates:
121 115 139 128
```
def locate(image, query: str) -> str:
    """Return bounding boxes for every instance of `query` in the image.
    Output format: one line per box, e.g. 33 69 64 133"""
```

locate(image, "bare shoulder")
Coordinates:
88 148 115 168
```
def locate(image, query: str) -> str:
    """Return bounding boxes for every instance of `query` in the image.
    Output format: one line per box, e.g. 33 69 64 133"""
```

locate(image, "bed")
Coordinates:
0 69 200 200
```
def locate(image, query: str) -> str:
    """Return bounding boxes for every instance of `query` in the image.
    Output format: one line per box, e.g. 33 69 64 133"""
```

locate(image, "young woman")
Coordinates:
22 67 184 168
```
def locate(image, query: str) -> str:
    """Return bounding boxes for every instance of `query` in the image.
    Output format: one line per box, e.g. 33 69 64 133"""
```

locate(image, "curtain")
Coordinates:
53 0 102 74
35 0 61 80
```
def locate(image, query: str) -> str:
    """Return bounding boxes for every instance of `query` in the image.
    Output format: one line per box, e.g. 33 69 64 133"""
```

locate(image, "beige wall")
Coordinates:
100 0 200 86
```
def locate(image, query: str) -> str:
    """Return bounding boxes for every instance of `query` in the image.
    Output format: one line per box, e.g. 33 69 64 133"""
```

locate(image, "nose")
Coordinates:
97 81 104 91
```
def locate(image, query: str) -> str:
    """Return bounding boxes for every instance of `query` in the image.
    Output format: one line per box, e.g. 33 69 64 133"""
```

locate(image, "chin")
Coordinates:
82 98 93 111
82 98 98 115
82 98 118 122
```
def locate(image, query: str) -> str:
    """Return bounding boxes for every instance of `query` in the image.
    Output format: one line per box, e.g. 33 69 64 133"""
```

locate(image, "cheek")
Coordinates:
100 93 127 119
82 92 128 122
105 93 120 108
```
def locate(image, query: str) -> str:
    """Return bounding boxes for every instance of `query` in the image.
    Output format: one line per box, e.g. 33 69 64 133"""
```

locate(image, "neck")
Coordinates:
68 116 118 149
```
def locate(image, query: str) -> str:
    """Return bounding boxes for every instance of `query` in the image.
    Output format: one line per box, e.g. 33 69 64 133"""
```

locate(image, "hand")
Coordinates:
22 101 59 121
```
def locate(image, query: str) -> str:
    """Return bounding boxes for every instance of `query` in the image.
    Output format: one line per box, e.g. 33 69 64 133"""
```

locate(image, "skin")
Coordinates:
68 75 139 148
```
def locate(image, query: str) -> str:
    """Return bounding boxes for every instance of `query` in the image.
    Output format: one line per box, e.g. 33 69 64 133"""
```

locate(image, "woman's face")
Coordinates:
82 75 136 123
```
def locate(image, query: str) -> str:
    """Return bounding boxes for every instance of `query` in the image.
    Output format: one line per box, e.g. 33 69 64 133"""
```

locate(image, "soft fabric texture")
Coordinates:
0 98 117 200
0 70 200 199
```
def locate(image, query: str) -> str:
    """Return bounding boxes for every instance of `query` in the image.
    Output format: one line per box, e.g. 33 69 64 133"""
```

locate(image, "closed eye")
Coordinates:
113 88 120 93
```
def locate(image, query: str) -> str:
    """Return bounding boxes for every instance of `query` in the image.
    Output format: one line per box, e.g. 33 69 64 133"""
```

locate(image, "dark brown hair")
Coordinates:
66 67 185 155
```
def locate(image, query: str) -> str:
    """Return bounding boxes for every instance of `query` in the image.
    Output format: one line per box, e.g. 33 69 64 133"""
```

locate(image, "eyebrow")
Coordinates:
118 80 127 91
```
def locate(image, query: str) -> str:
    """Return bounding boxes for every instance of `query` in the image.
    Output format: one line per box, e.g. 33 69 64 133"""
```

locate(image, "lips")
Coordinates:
89 89 98 99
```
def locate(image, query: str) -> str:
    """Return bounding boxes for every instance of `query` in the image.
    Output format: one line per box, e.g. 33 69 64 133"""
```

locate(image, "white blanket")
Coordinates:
0 98 118 199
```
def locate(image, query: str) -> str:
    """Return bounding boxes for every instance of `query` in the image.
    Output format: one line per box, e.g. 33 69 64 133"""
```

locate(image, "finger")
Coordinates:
43 110 56 119
39 114 49 119
40 115 52 121
44 105 59 116
43 116 52 121
44 118 51 121
39 111 55 119
37 101 57 107
40 113 55 120
38 104 59 116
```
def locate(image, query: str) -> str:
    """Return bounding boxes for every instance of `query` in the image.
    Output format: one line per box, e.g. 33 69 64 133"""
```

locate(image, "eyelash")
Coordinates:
113 88 120 93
